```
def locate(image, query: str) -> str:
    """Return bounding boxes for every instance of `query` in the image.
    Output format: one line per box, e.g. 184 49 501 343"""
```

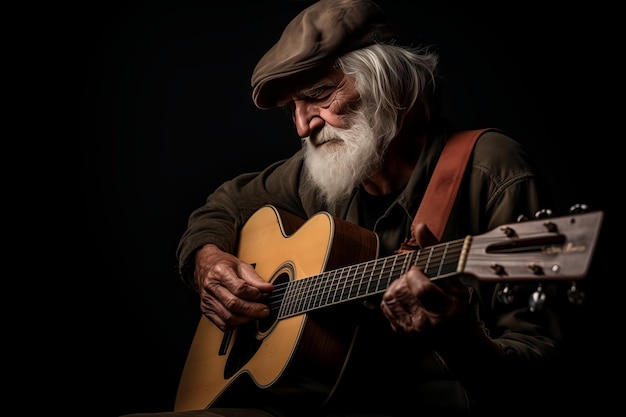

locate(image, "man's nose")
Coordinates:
293 100 325 138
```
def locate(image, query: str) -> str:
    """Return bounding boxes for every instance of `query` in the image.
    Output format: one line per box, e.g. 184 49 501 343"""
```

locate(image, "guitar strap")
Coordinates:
397 128 495 252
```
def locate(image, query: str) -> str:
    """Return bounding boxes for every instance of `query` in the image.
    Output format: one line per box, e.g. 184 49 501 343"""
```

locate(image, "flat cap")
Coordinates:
251 0 396 109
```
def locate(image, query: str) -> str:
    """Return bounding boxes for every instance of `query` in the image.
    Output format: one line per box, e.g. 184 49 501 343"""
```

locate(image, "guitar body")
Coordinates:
175 205 604 412
175 205 379 411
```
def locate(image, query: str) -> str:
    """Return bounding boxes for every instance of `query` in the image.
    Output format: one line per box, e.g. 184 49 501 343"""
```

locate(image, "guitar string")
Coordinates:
253 210 601 318
264 232 571 317
262 239 467 318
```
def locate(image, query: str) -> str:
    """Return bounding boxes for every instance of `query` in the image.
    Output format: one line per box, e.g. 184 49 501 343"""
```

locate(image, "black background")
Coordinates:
29 1 619 415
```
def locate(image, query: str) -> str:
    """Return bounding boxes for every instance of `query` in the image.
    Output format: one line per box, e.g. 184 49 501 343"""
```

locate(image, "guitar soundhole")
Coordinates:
257 271 290 333
223 271 290 379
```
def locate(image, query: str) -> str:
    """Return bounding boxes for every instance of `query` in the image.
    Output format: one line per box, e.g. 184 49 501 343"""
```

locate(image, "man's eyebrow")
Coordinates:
275 77 339 106
299 80 336 96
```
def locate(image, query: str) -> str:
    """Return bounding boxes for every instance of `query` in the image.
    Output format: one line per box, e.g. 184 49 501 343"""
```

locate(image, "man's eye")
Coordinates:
306 90 323 99
306 85 336 99
308 89 332 101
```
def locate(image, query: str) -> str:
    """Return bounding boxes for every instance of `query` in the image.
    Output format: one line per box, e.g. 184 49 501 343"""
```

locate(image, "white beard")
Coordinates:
302 110 385 207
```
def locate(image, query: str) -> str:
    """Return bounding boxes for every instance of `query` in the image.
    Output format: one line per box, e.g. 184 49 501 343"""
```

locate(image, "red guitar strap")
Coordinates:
397 128 494 252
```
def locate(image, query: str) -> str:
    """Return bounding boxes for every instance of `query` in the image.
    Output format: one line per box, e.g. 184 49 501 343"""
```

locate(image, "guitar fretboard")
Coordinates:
267 237 469 319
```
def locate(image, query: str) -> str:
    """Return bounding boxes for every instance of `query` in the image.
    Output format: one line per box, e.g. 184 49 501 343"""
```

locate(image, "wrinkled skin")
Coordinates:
194 244 274 332
380 223 473 338
381 268 471 336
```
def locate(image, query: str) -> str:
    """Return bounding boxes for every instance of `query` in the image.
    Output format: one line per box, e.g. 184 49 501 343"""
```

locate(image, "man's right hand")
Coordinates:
194 244 274 331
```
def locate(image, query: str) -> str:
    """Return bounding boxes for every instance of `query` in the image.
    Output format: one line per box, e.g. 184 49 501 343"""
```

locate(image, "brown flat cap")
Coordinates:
251 0 396 109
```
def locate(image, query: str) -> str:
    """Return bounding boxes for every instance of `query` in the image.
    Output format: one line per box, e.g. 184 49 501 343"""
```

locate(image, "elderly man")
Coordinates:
123 1 574 416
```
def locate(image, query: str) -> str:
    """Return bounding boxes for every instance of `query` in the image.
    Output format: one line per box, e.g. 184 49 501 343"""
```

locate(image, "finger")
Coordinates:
379 298 405 332
402 267 451 313
207 282 271 317
200 299 249 332
200 288 270 330
238 263 274 294
398 266 433 301
210 262 271 300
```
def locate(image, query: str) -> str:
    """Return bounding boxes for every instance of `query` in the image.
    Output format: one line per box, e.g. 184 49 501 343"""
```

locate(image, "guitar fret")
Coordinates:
401 251 412 275
280 280 291 317
279 280 295 317
329 268 341 304
386 255 398 290
321 270 332 307
328 267 346 306
288 279 301 316
331 268 343 304
298 277 308 313
363 259 380 294
339 268 350 301
341 267 350 299
375 257 388 293
412 248 421 268
294 279 307 315
348 265 357 299
320 272 331 306
424 246 434 275
309 271 324 310
358 261 372 297
364 259 377 297
352 264 365 300
307 272 318 311
377 259 386 291
436 243 449 277
354 263 366 299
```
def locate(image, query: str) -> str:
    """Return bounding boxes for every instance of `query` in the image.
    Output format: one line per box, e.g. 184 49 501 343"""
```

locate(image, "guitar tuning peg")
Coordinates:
497 283 515 304
516 214 529 222
569 203 589 214
528 283 546 312
566 282 586 305
533 209 553 219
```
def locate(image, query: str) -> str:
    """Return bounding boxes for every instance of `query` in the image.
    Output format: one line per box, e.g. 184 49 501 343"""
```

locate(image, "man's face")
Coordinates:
284 70 392 205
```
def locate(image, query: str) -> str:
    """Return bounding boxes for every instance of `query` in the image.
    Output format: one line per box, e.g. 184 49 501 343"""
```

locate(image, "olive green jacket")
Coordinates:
176 127 565 415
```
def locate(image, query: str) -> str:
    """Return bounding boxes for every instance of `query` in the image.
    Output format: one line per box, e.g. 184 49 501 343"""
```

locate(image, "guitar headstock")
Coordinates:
465 209 604 283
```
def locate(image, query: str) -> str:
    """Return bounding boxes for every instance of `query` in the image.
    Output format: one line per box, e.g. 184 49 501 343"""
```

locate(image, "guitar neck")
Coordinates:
253 207 602 321
270 237 468 319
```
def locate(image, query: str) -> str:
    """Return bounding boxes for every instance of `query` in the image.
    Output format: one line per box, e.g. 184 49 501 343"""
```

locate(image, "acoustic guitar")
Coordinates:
175 204 603 411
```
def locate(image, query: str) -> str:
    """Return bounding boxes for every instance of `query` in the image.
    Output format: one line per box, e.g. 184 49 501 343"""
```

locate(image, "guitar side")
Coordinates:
175 205 379 411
